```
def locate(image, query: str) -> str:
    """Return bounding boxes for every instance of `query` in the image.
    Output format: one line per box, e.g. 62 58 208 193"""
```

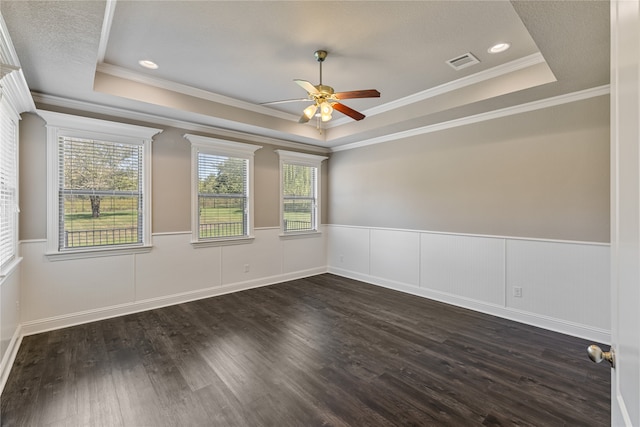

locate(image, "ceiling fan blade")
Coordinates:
334 89 381 99
260 98 312 105
332 102 366 121
294 79 319 94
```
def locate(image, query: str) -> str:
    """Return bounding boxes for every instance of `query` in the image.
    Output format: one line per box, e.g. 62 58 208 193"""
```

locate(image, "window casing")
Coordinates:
0 101 19 275
275 150 327 234
40 111 160 259
185 134 261 246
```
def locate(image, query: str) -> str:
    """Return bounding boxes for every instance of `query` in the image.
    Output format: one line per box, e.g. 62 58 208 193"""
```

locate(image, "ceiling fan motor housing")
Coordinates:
315 85 335 96
314 50 328 62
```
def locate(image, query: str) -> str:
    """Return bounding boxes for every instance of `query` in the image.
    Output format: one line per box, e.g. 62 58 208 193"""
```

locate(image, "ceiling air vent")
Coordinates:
446 52 480 70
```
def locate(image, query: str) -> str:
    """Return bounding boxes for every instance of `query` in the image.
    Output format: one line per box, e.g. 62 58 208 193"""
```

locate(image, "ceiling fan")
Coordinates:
264 50 381 124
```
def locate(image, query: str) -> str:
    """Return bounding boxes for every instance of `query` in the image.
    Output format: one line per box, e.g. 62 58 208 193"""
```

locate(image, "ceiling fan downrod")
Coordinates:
314 50 327 86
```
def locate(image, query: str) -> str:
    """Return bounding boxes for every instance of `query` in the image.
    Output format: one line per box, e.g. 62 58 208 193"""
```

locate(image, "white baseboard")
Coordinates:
21 267 327 337
328 266 611 344
0 324 23 395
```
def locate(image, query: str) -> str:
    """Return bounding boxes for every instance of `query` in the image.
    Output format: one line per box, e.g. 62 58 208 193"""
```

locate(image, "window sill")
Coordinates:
0 257 23 281
45 245 153 261
191 236 255 248
279 230 323 239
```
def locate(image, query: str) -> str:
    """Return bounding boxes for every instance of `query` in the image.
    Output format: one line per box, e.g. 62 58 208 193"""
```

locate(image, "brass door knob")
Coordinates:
588 345 615 368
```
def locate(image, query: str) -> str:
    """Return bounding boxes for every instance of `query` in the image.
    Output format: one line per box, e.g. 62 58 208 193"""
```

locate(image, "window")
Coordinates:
275 150 327 234
39 111 160 259
0 102 18 275
185 134 261 246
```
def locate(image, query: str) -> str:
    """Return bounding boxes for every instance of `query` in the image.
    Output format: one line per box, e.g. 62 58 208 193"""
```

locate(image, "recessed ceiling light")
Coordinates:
138 59 158 70
488 43 510 54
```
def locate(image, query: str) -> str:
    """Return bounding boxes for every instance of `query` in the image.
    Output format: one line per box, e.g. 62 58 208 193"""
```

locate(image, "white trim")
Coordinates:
0 257 22 281
331 85 611 152
185 134 262 158
328 266 610 344
328 53 549 127
327 224 610 247
41 111 160 256
152 231 192 237
279 230 323 239
45 245 152 261
275 150 327 235
0 324 22 395
274 150 328 167
190 236 255 248
37 110 161 141
31 93 330 154
0 14 20 67
185 134 261 245
0 14 35 113
19 267 327 337
97 63 299 122
327 224 610 342
18 238 47 244
96 0 117 63
1 70 35 114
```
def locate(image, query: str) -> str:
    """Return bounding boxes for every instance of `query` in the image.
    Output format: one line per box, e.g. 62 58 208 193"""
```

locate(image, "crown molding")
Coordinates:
0 15 35 113
96 63 300 123
31 92 330 154
96 0 117 64
327 53 550 128
331 85 610 152
0 14 20 67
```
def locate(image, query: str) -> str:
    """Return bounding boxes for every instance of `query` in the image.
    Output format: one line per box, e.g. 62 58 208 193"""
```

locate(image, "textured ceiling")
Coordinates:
1 1 609 150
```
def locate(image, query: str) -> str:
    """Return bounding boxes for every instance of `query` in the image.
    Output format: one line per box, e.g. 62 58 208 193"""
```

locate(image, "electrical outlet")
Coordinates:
244 264 250 273
513 287 523 298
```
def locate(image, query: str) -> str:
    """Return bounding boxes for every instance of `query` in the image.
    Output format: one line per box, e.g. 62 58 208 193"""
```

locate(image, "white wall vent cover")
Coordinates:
446 52 480 70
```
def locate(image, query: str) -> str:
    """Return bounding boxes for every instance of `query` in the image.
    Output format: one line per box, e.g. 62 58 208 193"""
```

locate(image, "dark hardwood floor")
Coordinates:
1 274 610 426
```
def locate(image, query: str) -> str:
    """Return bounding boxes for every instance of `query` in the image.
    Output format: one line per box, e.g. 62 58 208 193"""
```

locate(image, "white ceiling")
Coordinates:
1 1 609 150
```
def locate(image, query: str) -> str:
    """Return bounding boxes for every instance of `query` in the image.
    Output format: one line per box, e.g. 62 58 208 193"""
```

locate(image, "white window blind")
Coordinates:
197 152 248 239
58 136 143 249
283 163 317 232
0 108 18 270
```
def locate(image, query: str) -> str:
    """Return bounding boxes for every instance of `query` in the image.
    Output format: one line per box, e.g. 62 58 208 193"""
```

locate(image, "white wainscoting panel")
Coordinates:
1 265 22 394
18 228 327 335
420 233 505 306
20 240 135 323
327 225 370 275
222 228 282 284
1 267 20 364
370 229 420 287
505 239 610 330
135 233 222 301
282 229 326 274
327 225 611 343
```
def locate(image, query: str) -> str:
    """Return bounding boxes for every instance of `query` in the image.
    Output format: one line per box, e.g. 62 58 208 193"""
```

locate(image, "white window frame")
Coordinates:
0 98 20 278
185 134 261 247
39 110 161 260
275 150 327 236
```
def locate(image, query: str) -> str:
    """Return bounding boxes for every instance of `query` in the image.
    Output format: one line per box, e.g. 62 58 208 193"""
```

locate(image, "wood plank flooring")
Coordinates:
1 274 610 426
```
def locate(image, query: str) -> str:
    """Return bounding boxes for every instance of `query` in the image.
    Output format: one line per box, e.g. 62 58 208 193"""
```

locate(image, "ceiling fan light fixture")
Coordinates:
303 104 318 119
285 50 380 124
320 101 333 122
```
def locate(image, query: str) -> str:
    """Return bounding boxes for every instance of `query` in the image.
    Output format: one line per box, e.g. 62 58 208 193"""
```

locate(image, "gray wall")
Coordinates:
21 95 609 243
328 95 610 243
19 111 329 240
